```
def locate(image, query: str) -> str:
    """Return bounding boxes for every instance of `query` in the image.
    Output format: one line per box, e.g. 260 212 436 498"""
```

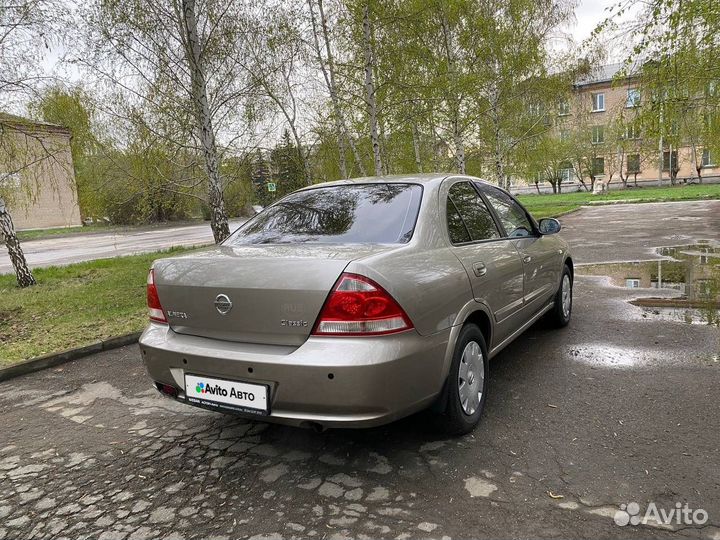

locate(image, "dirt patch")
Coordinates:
0 307 29 343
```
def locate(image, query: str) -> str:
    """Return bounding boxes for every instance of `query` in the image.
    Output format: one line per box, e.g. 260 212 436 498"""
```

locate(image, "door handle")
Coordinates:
522 255 532 263
472 262 487 277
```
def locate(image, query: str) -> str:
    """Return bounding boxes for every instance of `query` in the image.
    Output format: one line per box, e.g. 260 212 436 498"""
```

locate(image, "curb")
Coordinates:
584 195 720 206
554 208 581 218
0 332 142 383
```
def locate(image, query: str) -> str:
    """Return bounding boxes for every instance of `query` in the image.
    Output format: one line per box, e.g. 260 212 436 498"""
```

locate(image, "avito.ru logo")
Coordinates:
614 502 708 527
195 382 229 397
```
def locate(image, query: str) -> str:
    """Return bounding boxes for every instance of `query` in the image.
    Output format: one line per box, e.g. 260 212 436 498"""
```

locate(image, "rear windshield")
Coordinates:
226 183 423 245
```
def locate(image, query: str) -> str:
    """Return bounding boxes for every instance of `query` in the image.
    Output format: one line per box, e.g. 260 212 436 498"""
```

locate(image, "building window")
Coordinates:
591 125 604 144
560 162 573 183
558 99 570 116
559 128 570 142
528 102 542 116
625 278 641 288
591 92 605 112
592 157 605 176
702 149 715 167
662 150 678 171
627 153 640 173
625 121 641 140
626 88 640 107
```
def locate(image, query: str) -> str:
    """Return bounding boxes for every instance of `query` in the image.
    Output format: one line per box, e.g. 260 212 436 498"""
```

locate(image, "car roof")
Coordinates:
299 173 497 191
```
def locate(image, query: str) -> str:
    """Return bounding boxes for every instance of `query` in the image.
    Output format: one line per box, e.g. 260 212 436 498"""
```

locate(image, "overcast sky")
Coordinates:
572 0 614 43
569 0 640 62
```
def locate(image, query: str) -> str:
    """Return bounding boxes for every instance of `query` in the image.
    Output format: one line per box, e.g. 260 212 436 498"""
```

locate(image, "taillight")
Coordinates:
147 269 167 323
312 273 413 336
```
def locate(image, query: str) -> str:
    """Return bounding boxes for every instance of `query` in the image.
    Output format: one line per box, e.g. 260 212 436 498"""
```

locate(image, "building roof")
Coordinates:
574 61 645 88
0 112 71 135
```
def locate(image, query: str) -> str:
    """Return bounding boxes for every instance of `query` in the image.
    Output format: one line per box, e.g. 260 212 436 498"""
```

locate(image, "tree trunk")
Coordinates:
0 198 36 287
180 0 230 243
534 181 540 194
287 120 311 185
411 122 423 173
691 144 702 183
439 10 464 175
362 4 383 177
319 0 366 176
669 144 677 185
309 0 360 178
453 125 466 174
618 149 628 187
489 80 505 187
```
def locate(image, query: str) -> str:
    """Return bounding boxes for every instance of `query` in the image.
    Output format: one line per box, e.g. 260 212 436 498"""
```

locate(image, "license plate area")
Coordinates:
184 374 269 416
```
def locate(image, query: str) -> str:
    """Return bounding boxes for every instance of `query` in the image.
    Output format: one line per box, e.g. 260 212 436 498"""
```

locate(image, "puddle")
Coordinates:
577 242 720 326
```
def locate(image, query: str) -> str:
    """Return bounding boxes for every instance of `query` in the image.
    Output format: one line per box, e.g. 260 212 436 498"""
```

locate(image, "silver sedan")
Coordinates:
140 174 573 434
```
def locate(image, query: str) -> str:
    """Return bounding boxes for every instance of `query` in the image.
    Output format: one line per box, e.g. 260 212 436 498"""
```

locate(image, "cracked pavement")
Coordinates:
1 200 719 539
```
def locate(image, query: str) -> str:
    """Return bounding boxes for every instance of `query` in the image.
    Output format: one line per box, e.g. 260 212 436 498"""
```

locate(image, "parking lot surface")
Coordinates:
1 200 718 539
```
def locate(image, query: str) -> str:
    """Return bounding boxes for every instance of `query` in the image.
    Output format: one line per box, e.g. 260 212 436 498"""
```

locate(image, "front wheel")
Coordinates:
440 324 489 435
548 266 572 327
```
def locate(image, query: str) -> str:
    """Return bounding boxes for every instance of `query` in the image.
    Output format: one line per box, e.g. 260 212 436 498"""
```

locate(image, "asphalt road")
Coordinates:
0 220 245 274
1 201 718 539
558 199 720 264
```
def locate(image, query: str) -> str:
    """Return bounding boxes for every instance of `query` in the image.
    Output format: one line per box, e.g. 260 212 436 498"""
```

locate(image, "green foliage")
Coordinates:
271 130 307 197
220 155 255 218
29 85 101 217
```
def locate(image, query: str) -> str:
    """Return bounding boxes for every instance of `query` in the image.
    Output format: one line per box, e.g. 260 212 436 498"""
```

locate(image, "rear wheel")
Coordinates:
548 265 572 327
441 324 489 435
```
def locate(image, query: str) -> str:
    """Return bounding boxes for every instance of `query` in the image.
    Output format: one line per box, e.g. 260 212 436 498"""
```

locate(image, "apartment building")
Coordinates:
555 63 719 188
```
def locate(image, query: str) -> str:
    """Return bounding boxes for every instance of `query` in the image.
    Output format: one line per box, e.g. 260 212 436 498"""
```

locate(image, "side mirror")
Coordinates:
538 218 561 235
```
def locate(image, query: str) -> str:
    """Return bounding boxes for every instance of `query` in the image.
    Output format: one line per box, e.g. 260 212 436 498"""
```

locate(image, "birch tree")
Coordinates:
307 0 366 178
0 0 62 287
472 0 575 188
361 3 383 176
0 116 72 286
76 0 258 243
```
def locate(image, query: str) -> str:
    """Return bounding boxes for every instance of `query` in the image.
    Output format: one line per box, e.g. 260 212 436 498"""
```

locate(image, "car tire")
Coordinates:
440 324 489 436
548 265 573 328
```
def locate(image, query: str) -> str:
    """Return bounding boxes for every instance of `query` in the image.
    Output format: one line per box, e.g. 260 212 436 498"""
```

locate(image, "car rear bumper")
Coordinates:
139 323 451 428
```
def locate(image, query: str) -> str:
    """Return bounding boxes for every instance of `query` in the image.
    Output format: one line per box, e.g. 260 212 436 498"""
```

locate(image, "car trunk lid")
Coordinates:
152 244 396 346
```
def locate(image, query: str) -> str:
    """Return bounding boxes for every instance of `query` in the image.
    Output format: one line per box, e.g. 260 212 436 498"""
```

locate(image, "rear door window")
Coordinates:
447 182 501 243
476 183 535 238
447 198 472 244
227 183 422 245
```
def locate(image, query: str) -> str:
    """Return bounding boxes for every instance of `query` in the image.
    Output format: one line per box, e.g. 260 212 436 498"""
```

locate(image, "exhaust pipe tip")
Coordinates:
303 421 327 433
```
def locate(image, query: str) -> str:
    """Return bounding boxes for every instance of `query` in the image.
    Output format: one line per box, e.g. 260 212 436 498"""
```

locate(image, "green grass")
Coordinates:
0 247 198 366
16 223 127 242
518 183 720 219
